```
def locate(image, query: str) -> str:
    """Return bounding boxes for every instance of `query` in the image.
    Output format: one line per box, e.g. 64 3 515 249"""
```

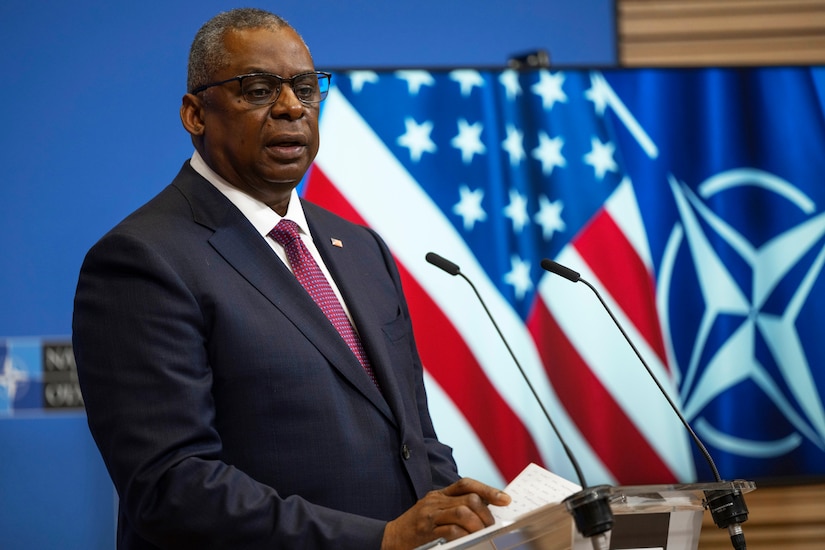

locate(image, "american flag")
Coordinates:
303 67 825 487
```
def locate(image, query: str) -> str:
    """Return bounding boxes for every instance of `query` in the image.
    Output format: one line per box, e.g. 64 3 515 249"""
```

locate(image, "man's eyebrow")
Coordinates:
238 70 318 79
238 67 272 74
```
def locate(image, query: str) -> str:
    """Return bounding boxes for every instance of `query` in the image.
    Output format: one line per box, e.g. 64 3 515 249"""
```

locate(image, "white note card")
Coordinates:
489 463 581 524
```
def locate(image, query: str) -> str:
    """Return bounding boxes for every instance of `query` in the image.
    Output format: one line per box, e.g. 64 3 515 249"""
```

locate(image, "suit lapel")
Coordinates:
173 167 395 423
308 213 407 430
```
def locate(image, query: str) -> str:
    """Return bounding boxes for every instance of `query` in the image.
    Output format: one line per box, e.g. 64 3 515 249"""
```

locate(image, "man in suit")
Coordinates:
72 7 509 550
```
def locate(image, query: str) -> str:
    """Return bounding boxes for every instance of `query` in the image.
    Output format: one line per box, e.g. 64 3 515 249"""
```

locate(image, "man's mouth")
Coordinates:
268 133 306 147
266 138 306 157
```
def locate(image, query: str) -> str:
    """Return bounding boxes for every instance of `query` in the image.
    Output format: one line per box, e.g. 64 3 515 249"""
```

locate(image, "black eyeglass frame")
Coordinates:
190 71 332 105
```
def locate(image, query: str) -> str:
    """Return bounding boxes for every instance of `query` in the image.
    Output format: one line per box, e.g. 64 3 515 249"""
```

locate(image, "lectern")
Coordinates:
437 480 756 550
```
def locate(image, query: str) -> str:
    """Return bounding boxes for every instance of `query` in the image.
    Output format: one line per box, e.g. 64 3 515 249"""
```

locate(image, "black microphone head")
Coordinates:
425 252 461 276
540 258 581 283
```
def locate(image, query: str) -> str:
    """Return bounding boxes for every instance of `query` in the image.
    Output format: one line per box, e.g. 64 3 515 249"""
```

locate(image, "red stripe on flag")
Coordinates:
304 167 544 481
574 211 669 369
302 167 365 225
527 299 678 484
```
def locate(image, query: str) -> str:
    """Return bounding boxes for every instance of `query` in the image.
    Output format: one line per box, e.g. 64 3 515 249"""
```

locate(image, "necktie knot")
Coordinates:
270 219 302 246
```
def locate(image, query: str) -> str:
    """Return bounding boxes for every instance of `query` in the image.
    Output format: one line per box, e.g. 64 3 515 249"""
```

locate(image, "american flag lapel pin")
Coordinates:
330 238 343 248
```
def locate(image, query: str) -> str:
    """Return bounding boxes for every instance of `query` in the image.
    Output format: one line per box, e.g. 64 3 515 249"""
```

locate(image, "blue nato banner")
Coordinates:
605 67 825 481
305 65 825 487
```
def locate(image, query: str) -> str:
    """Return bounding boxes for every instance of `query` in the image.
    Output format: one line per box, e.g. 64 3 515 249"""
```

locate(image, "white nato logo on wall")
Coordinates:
0 346 32 413
659 168 825 458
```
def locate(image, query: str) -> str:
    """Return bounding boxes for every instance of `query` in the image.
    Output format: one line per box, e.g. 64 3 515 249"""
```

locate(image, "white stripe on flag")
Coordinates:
605 177 653 271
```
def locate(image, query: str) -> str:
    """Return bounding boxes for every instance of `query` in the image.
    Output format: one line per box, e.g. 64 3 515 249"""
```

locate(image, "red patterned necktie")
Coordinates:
269 219 380 390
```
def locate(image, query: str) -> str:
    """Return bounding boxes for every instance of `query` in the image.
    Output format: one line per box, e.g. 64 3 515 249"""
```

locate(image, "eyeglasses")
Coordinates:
190 71 331 105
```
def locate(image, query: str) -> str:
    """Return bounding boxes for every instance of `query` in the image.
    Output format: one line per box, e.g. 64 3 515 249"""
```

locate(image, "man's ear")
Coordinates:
180 93 205 136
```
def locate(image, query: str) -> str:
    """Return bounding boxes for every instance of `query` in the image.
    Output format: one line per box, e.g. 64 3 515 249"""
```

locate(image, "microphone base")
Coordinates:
564 485 613 540
705 488 749 550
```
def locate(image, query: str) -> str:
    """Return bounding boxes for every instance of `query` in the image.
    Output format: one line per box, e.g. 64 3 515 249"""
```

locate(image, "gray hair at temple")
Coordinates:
187 7 309 93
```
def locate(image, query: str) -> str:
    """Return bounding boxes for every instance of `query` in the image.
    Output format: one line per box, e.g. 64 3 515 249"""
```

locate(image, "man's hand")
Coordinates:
381 478 511 550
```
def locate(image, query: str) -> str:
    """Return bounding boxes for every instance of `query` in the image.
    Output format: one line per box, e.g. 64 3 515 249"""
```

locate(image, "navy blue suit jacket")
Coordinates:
72 162 459 549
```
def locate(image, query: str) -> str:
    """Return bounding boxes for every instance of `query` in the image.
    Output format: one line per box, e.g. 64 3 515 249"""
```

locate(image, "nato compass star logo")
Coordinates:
660 168 825 460
0 344 31 413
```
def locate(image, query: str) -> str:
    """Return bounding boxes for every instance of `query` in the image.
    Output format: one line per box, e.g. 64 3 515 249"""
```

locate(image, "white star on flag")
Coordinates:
452 185 487 231
585 73 611 115
502 125 525 166
504 189 530 233
503 255 533 300
584 137 618 180
499 70 522 100
397 118 437 162
534 195 566 240
450 70 485 97
396 70 436 95
451 119 486 164
531 70 568 110
348 71 379 93
532 132 566 176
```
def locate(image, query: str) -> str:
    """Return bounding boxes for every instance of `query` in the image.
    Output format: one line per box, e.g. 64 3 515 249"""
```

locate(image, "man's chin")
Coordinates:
258 161 312 187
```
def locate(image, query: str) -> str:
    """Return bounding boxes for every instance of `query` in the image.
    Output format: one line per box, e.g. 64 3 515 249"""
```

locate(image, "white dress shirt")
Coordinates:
190 151 356 323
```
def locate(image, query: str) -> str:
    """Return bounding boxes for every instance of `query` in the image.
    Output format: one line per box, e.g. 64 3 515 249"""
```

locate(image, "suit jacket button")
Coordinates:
401 444 411 460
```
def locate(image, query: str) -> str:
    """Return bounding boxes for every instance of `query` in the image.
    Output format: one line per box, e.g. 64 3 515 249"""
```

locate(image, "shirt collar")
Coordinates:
190 150 311 237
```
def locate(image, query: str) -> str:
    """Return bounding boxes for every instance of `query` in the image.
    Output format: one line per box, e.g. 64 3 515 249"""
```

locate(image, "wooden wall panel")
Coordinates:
698 482 825 549
618 0 825 66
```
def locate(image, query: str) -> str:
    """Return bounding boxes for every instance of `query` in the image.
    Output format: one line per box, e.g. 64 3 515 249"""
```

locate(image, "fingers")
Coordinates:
431 493 493 532
436 478 512 536
431 478 511 536
381 478 512 550
442 477 512 507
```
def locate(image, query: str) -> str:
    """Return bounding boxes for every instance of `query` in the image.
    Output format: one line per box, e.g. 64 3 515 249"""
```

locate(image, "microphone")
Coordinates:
540 258 750 550
426 252 613 550
425 252 460 276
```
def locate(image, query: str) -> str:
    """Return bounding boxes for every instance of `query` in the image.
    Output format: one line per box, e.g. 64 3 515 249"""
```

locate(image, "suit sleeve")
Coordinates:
72 230 386 549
